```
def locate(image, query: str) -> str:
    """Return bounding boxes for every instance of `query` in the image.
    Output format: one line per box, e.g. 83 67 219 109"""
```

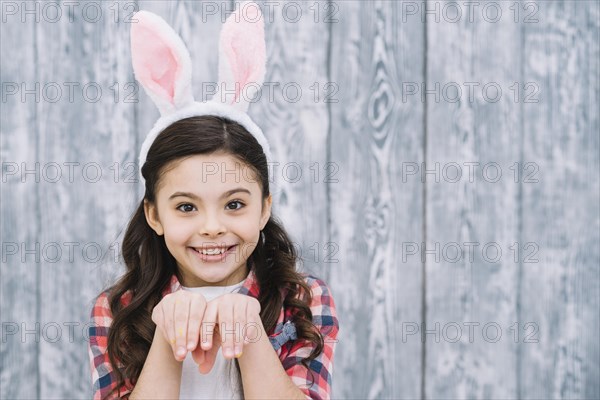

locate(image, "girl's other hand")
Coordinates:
198 294 262 368
151 290 209 362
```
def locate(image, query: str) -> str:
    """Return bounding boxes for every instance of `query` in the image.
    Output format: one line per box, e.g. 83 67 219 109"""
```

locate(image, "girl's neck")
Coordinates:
180 264 250 288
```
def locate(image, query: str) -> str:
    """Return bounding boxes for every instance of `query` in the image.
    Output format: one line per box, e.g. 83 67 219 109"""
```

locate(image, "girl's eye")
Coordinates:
227 200 245 210
177 203 196 213
176 201 245 213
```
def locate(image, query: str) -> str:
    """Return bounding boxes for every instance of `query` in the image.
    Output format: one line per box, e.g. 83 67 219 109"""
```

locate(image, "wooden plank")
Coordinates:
33 2 138 397
329 1 424 398
520 1 600 398
0 10 41 399
425 1 522 398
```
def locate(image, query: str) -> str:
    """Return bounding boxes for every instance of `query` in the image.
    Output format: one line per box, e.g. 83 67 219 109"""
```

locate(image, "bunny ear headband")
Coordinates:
130 1 279 205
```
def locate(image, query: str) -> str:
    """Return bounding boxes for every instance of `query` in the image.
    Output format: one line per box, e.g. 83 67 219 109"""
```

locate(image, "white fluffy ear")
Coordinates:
213 1 266 112
130 10 195 117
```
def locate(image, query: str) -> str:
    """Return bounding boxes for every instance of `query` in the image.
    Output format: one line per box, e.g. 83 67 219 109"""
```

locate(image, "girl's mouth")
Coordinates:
189 244 237 262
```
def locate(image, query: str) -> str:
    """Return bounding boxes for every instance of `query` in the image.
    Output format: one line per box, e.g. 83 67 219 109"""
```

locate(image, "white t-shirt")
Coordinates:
179 279 246 400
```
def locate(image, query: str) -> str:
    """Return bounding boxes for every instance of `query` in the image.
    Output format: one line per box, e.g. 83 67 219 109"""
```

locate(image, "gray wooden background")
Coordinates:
1 0 598 399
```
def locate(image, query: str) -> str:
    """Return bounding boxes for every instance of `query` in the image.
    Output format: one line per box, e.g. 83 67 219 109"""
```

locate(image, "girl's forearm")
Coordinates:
238 323 308 400
129 329 183 399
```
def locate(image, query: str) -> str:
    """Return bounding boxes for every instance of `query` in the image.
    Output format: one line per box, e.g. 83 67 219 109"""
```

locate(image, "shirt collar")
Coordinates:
161 266 260 298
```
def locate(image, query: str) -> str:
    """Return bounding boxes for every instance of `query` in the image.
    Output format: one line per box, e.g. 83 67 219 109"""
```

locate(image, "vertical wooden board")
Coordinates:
425 1 521 398
388 1 426 397
0 12 40 400
239 0 331 279
329 1 424 398
33 2 138 397
521 1 600 399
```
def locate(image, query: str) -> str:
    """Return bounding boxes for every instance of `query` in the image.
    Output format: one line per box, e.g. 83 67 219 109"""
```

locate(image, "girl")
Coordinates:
88 3 339 400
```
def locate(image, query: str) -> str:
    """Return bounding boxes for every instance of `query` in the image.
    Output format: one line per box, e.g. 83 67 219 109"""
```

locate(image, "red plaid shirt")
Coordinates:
88 267 339 400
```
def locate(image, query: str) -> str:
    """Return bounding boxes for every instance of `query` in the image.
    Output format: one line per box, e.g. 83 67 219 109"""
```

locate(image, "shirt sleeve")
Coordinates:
280 277 340 400
88 291 133 400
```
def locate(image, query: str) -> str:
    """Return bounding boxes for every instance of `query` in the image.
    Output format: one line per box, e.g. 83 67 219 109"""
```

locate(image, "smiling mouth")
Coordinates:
190 244 237 256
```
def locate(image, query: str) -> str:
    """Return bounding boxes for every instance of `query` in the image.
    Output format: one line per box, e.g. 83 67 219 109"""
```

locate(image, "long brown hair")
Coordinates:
100 116 323 397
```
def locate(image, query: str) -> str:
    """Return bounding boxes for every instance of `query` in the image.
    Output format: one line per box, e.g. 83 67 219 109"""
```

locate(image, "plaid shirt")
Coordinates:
88 268 339 400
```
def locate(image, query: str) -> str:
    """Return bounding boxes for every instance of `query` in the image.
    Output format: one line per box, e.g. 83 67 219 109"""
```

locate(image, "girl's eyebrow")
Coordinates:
168 188 251 201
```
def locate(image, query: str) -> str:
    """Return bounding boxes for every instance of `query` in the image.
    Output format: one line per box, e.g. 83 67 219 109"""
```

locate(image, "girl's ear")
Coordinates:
143 200 164 236
260 194 272 229
130 10 195 117
212 1 266 112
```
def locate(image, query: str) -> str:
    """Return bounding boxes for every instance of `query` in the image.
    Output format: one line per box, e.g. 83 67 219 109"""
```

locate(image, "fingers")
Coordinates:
191 344 205 365
153 292 202 361
216 295 247 359
198 300 220 375
201 299 218 351
245 298 261 345
233 300 247 358
152 303 169 345
153 291 260 370
161 298 177 356
217 300 236 359
187 294 206 352
198 330 219 375
173 294 190 361
160 295 178 358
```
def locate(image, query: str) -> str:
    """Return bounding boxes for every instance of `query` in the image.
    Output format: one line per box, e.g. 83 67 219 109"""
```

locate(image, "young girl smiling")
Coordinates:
88 3 339 399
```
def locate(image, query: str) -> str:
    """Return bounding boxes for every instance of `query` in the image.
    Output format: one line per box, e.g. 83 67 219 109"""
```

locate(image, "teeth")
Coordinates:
200 248 225 255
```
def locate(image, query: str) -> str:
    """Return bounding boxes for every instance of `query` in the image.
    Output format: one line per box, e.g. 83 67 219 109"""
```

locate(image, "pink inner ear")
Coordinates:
132 24 179 103
227 40 251 102
222 3 265 104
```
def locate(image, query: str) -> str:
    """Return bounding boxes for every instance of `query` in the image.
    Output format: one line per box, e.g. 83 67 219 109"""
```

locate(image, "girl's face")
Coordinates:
144 152 272 287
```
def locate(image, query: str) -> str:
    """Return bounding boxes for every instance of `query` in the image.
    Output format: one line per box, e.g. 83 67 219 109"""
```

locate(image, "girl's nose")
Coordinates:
199 213 226 236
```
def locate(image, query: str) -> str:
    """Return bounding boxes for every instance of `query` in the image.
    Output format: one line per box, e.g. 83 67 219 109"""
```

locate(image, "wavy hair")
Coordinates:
99 116 323 398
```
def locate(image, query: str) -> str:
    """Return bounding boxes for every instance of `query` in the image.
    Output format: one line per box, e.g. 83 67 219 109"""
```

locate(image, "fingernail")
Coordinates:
177 346 186 357
187 341 195 350
225 348 233 358
234 346 242 357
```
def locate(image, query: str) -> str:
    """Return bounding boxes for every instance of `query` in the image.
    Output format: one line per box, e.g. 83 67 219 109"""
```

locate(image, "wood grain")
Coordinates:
520 1 600 399
425 1 522 398
329 1 424 398
1 9 41 399
33 2 139 396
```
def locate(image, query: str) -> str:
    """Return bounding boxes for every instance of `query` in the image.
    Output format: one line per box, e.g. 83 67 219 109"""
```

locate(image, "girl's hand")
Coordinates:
151 290 210 362
193 293 262 374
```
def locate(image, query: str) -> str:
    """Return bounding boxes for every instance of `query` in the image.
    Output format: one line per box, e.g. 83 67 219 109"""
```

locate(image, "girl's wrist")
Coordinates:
238 319 269 362
152 327 166 345
129 326 182 399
